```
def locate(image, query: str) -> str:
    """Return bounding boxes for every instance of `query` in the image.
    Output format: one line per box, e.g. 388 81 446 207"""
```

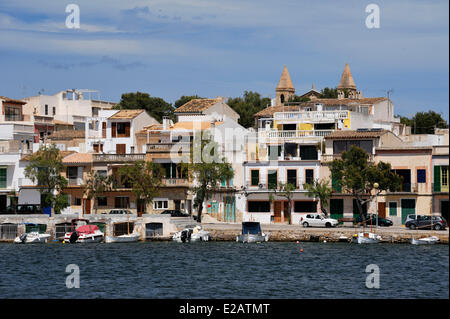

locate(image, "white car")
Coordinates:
300 213 338 228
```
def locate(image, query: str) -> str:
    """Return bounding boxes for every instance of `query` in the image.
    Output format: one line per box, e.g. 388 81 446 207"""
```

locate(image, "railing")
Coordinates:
18 178 37 187
92 153 146 162
68 177 84 186
321 153 375 162
273 111 349 121
432 183 449 193
388 183 418 193
147 142 191 153
259 130 333 140
245 181 308 191
162 178 189 187
33 115 54 124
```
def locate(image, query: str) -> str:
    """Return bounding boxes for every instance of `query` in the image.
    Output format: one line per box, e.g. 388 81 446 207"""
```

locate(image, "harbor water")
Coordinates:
0 242 448 299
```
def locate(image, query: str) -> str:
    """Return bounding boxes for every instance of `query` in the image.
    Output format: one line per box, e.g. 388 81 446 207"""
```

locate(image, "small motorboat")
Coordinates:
411 236 439 245
64 224 104 243
236 221 269 243
173 225 211 243
14 231 51 244
105 234 140 243
352 232 381 244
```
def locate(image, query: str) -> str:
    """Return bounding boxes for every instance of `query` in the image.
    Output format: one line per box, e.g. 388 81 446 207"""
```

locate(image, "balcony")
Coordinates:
147 142 191 153
162 178 189 187
92 153 145 163
67 177 84 186
273 110 349 122
245 181 308 191
321 153 375 163
258 130 333 141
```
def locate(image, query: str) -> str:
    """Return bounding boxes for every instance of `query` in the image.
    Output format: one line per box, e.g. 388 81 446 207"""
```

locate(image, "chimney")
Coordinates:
163 116 170 130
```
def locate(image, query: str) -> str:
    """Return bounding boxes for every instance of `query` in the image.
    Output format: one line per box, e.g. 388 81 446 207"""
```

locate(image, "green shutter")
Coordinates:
0 168 6 188
251 170 259 186
330 199 344 221
434 166 441 192
332 174 342 192
389 202 397 216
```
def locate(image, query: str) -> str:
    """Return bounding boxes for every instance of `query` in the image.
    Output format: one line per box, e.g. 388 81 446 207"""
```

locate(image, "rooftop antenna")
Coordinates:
386 89 394 118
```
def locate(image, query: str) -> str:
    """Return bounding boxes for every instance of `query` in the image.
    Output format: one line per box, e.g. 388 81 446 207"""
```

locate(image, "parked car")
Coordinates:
300 213 339 228
355 214 393 227
160 210 189 217
107 209 133 215
0 204 43 215
405 215 447 230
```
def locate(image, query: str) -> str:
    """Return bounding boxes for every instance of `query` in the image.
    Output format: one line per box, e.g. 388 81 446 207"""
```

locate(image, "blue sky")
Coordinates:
0 0 448 120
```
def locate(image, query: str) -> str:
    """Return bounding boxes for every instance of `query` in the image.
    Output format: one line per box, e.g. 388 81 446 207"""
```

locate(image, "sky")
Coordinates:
0 0 448 120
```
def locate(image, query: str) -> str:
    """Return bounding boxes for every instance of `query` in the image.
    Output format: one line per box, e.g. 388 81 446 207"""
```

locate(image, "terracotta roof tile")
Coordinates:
170 121 223 131
109 109 144 119
49 130 85 140
325 129 388 139
174 98 222 113
62 152 93 164
0 95 26 104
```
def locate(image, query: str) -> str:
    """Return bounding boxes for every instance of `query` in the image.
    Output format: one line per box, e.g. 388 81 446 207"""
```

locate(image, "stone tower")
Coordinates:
276 66 295 105
337 63 362 99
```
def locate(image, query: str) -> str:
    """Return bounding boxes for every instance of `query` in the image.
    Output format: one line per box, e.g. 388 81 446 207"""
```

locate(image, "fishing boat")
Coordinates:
236 221 269 243
63 219 104 243
173 225 211 243
352 232 382 244
411 236 439 245
14 223 51 244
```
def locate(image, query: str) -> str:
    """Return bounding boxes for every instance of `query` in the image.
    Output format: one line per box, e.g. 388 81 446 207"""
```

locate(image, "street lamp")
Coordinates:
373 183 379 228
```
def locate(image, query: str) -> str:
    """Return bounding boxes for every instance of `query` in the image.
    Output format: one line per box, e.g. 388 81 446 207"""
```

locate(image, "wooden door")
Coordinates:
102 122 106 138
283 201 290 224
378 202 386 218
83 199 91 215
274 201 282 223
116 144 126 154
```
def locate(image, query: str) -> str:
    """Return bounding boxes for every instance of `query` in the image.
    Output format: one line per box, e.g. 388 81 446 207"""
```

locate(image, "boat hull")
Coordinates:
236 234 269 243
105 234 140 243
411 236 439 245
352 232 381 244
64 232 104 243
14 233 50 244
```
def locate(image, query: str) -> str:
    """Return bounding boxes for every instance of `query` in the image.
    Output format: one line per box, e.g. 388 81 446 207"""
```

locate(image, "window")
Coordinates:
0 168 6 188
66 167 78 179
97 170 107 177
248 201 270 212
5 106 22 121
116 122 130 137
250 170 260 186
269 145 281 160
115 197 129 209
74 198 82 206
299 146 318 160
442 166 448 186
417 169 426 183
153 200 168 210
287 169 297 188
52 107 56 116
305 169 314 185
45 104 48 115
333 140 373 154
97 197 107 206
389 202 397 216
294 201 317 213
268 170 277 189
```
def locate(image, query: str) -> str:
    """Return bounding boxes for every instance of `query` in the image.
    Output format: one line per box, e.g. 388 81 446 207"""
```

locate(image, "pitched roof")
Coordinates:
337 63 356 90
0 95 26 104
109 109 144 119
276 66 294 91
20 150 76 162
62 152 93 164
325 129 388 139
253 97 388 117
174 98 222 113
49 130 85 140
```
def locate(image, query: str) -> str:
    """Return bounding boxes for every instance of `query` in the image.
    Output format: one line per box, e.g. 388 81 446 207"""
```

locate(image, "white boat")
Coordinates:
105 233 140 243
236 222 269 243
411 236 439 245
14 231 51 244
352 232 381 244
173 225 211 243
64 224 104 243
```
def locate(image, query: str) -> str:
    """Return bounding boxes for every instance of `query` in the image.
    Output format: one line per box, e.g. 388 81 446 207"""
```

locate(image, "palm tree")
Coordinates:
304 179 332 217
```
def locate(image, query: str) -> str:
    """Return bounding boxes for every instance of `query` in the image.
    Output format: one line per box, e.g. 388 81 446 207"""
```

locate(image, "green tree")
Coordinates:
187 135 234 223
83 170 115 214
320 87 338 98
227 91 271 128
287 95 310 103
174 95 203 109
399 111 448 134
329 146 402 222
270 182 296 224
117 161 163 213
115 92 174 122
304 179 333 217
24 145 68 214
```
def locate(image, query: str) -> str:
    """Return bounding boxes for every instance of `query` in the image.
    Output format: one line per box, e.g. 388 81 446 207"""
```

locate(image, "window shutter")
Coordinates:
332 173 342 192
111 122 116 137
125 123 130 137
434 166 441 192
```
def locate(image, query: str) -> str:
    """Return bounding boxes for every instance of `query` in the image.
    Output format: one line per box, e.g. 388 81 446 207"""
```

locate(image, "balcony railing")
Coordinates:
258 130 333 140
68 177 84 186
245 181 308 191
321 153 375 162
273 110 349 121
147 142 191 153
93 153 146 162
162 178 189 187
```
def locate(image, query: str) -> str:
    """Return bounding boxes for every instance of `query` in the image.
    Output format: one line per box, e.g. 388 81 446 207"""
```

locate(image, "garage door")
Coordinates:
401 199 415 224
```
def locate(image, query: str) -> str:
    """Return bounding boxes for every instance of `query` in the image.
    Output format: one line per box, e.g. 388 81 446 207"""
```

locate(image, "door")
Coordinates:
330 199 344 221
116 144 126 154
83 199 91 215
378 202 386 218
0 195 7 211
283 201 290 224
401 199 415 224
274 201 282 223
441 200 449 224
